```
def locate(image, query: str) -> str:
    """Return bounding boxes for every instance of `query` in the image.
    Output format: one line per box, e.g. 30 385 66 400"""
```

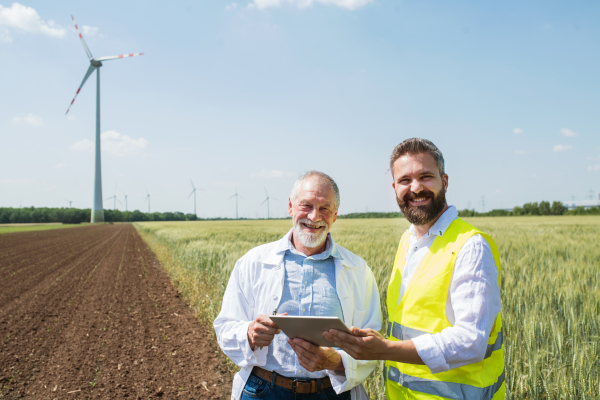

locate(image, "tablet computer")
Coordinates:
270 315 353 347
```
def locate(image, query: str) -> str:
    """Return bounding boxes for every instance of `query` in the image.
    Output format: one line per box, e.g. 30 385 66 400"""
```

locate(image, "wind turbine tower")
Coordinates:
229 186 241 219
145 188 151 213
65 15 143 223
187 180 205 217
260 188 277 219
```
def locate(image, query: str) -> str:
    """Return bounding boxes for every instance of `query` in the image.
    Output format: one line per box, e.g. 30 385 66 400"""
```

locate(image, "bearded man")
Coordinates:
214 171 382 400
325 139 505 400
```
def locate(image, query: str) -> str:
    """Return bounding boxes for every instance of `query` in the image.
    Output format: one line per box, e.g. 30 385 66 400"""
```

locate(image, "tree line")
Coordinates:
1 201 598 224
0 207 200 224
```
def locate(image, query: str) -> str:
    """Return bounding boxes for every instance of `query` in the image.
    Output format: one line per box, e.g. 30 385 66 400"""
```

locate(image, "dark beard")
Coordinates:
396 187 447 226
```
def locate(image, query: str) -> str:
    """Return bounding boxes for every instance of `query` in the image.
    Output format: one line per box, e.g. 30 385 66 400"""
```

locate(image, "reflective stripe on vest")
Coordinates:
387 322 503 361
385 366 505 400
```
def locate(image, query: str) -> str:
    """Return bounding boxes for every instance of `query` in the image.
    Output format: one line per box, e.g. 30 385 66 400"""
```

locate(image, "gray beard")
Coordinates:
294 218 329 248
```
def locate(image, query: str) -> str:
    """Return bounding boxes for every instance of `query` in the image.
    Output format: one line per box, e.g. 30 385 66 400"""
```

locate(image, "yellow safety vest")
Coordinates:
385 218 505 400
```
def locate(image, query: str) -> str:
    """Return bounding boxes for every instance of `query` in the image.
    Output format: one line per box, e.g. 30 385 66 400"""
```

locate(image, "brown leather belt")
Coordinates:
252 366 332 394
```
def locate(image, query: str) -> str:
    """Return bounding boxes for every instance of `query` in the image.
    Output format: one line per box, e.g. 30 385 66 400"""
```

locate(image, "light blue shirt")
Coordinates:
264 233 344 379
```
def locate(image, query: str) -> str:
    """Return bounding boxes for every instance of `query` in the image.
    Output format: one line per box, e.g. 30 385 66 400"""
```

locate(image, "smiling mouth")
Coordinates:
301 222 325 230
408 196 431 206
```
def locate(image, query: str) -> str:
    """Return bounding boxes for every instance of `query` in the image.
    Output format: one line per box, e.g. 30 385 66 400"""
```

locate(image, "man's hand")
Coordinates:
288 338 345 372
247 314 284 351
323 327 388 360
324 327 424 364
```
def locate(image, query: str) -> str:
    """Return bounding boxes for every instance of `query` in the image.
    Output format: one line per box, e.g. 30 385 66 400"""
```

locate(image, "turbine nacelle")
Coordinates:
91 60 103 67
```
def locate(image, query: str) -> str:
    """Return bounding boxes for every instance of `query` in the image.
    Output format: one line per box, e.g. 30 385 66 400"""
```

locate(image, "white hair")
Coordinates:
290 171 340 210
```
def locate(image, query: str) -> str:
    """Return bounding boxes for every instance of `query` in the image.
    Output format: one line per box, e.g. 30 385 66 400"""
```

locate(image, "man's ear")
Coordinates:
288 197 293 216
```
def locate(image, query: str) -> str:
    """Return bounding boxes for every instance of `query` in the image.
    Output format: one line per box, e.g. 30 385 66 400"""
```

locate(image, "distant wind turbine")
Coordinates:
260 188 278 219
65 15 143 223
65 199 73 208
104 183 119 210
228 186 242 219
187 179 206 217
122 191 128 212
145 187 151 213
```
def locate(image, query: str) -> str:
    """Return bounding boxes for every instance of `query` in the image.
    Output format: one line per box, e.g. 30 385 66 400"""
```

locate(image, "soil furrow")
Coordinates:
0 224 231 400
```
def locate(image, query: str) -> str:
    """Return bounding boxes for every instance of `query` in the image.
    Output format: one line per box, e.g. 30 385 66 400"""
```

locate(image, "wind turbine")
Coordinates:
65 15 143 223
228 186 242 219
122 191 128 212
65 199 73 208
145 187 151 213
104 183 118 210
187 179 205 217
260 188 277 219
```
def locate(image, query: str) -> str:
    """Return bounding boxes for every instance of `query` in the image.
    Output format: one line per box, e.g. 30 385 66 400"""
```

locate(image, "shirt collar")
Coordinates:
408 205 458 239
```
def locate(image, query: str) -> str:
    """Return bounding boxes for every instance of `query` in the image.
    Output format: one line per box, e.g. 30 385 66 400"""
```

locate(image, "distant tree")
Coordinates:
539 201 551 215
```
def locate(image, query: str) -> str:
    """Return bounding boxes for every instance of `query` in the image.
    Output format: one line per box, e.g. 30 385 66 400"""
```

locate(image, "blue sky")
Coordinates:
1 0 599 218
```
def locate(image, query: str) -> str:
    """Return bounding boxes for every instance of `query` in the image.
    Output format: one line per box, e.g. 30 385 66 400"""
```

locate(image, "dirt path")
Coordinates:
0 224 232 399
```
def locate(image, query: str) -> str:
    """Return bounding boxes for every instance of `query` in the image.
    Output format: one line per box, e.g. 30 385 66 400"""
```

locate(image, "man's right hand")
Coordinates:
247 314 286 350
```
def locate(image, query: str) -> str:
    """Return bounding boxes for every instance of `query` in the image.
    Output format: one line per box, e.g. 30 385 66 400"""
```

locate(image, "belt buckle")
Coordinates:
291 379 309 393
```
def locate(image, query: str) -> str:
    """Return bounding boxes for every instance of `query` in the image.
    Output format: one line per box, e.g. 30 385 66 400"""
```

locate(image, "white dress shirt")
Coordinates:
214 229 382 400
400 206 502 374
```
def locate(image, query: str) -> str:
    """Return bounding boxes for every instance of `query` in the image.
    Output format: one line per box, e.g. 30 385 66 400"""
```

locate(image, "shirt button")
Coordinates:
302 308 306 312
298 370 302 374
304 281 307 285
272 294 277 300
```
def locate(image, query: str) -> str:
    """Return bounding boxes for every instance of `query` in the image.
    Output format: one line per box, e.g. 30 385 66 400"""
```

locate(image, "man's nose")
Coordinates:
308 207 320 221
410 180 423 193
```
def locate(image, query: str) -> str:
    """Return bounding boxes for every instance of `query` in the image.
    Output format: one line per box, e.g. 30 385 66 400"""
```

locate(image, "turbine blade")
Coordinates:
260 198 268 206
94 53 144 62
65 64 96 115
264 187 268 197
117 198 124 206
71 15 93 59
187 190 195 199
228 194 236 200
190 179 195 189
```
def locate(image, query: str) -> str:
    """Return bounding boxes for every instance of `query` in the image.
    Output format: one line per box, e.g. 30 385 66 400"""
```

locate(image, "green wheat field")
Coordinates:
135 216 600 399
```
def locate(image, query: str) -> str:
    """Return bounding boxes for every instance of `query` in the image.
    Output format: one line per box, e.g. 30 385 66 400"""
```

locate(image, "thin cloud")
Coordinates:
13 113 43 126
225 2 239 11
553 144 573 153
251 169 295 179
250 0 373 10
0 3 66 42
71 130 149 156
588 165 600 172
55 162 67 169
82 25 98 36
512 128 523 134
560 128 578 137
514 150 529 155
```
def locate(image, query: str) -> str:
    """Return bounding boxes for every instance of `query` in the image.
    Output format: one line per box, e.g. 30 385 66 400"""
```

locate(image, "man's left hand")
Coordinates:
288 338 345 372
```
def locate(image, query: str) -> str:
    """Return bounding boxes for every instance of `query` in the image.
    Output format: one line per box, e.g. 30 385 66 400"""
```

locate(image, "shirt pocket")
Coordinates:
322 287 339 299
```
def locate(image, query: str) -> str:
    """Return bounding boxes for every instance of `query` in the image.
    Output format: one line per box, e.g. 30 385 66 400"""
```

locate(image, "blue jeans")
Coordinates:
241 372 352 400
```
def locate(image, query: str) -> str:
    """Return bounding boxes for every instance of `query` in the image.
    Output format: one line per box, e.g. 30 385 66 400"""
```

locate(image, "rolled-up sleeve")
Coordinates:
412 234 501 374
213 260 269 368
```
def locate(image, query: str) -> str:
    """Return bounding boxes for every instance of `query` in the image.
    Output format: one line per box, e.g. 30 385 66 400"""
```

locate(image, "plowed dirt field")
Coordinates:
0 224 232 399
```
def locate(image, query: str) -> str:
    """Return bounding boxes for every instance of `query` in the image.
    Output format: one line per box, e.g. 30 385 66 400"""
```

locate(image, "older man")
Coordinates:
325 139 504 400
214 171 382 400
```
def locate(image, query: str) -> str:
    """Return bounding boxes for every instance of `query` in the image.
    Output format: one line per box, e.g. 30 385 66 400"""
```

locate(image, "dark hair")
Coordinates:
389 138 445 177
